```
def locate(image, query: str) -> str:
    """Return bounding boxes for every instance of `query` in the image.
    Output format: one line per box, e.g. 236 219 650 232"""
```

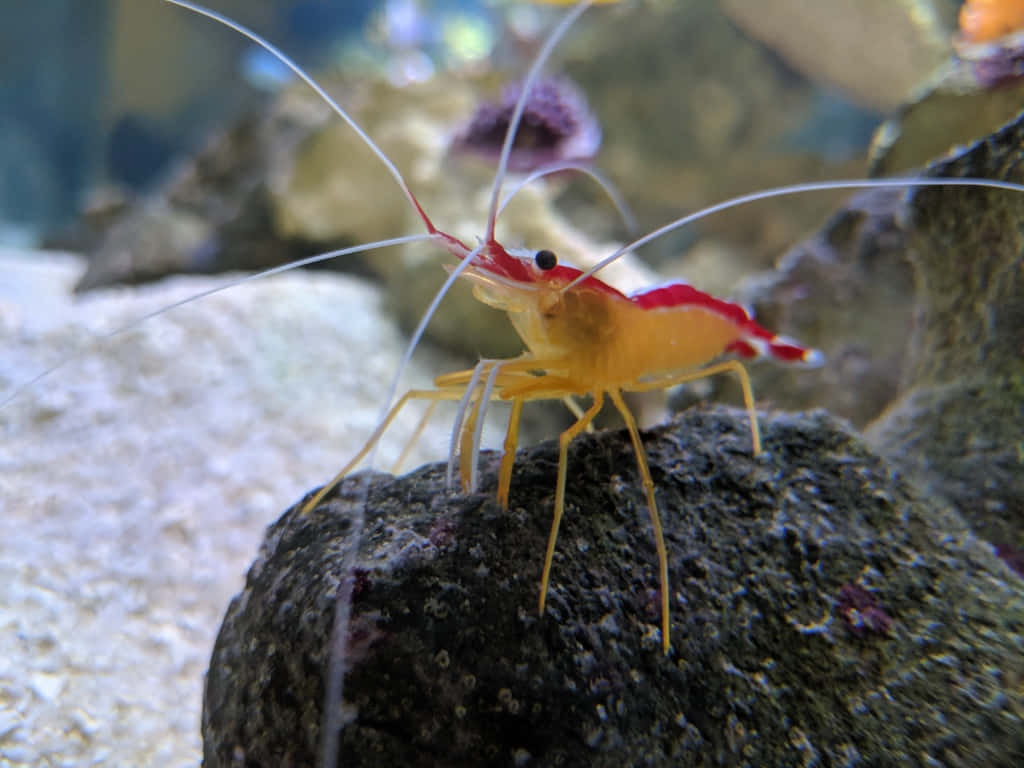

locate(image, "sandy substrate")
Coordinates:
0 250 483 766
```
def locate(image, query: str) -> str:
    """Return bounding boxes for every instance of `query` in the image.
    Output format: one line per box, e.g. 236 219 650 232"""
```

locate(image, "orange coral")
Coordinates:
959 0 1024 43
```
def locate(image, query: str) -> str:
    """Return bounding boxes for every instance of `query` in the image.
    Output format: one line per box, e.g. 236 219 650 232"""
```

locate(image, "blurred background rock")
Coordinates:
0 0 376 245
0 0 965 260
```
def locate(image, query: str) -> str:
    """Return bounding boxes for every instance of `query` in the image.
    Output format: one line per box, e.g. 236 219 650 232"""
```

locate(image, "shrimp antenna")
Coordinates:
311 242 483 768
163 0 442 236
497 161 637 233
485 0 595 242
566 176 1024 290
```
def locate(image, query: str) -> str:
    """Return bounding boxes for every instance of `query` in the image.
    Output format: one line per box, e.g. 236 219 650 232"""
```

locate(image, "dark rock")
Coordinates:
867 112 1024 549
203 408 1024 767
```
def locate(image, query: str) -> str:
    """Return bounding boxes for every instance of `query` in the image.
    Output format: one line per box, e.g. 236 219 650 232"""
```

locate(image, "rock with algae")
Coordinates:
868 56 1024 176
734 186 915 429
867 113 1024 550
72 90 321 292
203 408 1023 767
736 109 1024 499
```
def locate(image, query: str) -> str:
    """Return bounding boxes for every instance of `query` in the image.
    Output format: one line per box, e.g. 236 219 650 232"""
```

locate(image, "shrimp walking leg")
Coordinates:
540 392 605 618
450 361 492 491
630 360 762 454
608 389 670 654
301 388 470 516
496 394 594 510
562 395 597 433
497 398 525 510
390 400 439 474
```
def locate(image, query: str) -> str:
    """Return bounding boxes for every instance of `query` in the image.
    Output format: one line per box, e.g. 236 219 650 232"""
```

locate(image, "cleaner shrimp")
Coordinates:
5 2 1024 766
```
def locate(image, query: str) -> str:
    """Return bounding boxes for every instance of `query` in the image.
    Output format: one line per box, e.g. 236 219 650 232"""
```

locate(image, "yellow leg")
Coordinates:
497 398 525 510
563 395 596 434
434 355 571 390
608 389 670 654
630 359 761 454
501 375 582 401
458 388 480 492
539 392 605 617
433 356 532 388
391 400 438 474
300 388 467 516
447 361 489 492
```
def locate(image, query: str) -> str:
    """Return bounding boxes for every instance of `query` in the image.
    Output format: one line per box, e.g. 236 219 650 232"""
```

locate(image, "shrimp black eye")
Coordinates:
535 249 557 270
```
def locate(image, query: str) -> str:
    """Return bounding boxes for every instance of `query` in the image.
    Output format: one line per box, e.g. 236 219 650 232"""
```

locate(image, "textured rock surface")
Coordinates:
869 57 1024 176
867 114 1024 549
736 109 1024 474
203 408 1024 767
0 250 482 767
734 187 915 428
71 90 320 291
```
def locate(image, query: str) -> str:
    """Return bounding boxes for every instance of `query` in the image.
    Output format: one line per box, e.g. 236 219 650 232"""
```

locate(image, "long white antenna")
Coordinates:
164 0 442 234
485 0 595 241
566 176 1024 290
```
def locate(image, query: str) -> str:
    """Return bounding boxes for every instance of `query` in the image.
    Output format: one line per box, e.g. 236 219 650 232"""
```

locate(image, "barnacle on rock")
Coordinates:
837 583 892 638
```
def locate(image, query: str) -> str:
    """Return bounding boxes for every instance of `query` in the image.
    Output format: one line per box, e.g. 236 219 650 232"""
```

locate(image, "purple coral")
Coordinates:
955 30 1024 87
451 77 601 172
994 543 1024 578
837 583 892 637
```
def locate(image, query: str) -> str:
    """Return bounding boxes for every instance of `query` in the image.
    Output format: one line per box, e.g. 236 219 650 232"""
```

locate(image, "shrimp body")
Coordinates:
462 242 818 394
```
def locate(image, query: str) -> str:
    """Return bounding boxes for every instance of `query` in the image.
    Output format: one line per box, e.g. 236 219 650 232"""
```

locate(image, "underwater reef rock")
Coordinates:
869 0 1024 174
735 186 915 428
869 51 1024 175
867 112 1024 550
719 0 956 112
562 0 868 270
739 109 1024 522
72 90 321 292
203 408 1024 767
